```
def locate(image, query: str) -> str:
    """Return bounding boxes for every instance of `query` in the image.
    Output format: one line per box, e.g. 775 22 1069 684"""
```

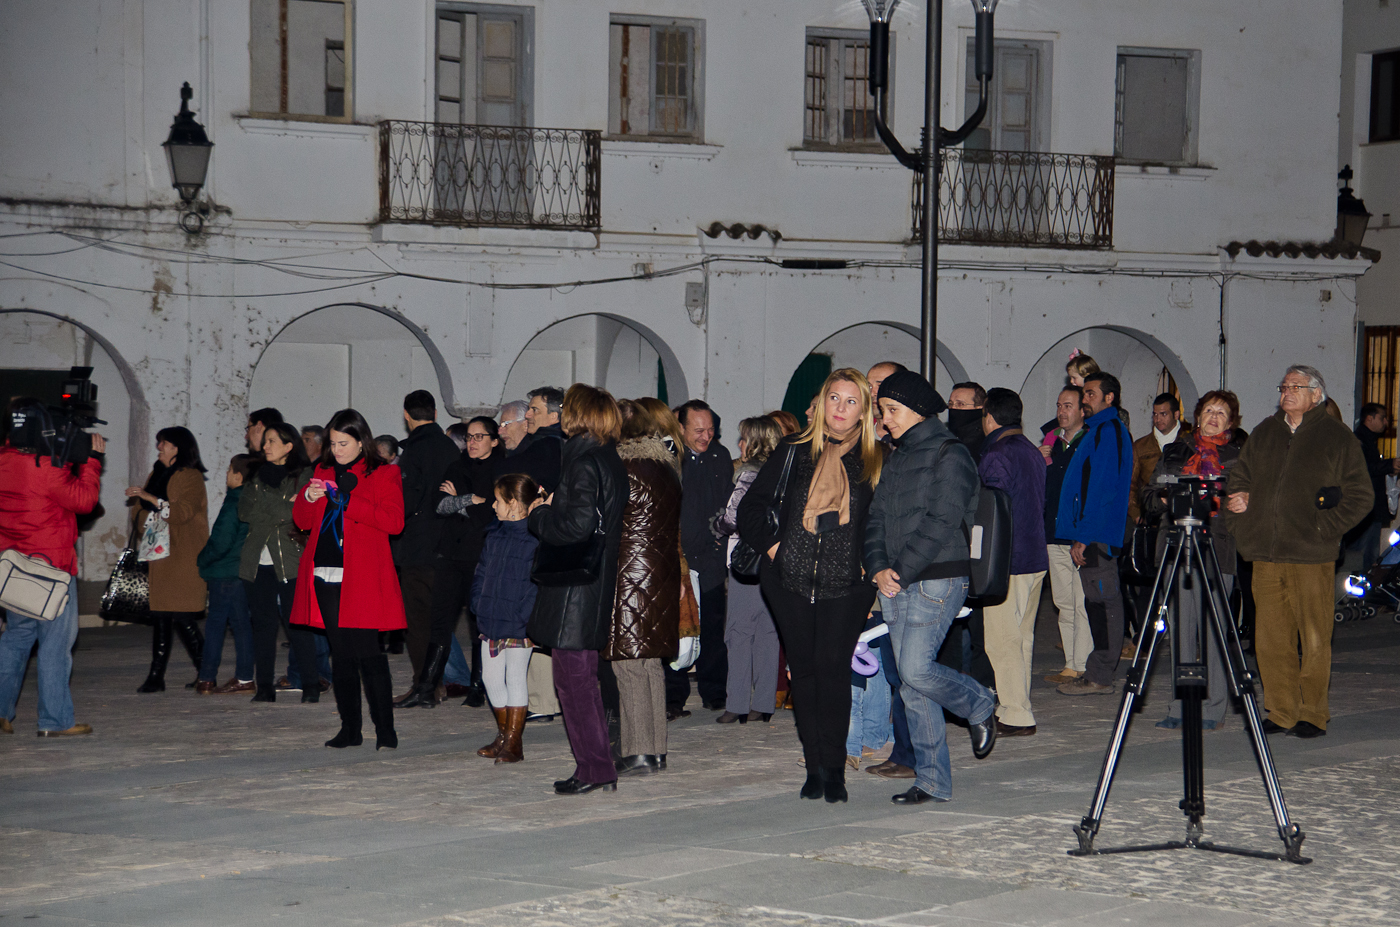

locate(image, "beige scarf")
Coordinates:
801 432 858 534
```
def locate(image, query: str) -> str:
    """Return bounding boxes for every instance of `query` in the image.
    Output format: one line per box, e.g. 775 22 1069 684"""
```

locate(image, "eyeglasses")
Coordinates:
499 419 525 426
466 433 493 442
1278 384 1315 394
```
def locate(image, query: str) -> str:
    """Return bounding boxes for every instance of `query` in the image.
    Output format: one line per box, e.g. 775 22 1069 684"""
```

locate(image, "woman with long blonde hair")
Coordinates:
737 368 881 803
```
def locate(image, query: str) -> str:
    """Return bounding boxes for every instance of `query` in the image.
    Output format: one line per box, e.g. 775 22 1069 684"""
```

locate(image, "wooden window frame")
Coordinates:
608 14 705 143
248 0 355 123
1114 46 1201 167
803 28 888 151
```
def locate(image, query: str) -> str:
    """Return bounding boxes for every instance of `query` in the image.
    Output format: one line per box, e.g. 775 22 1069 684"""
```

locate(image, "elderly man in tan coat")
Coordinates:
1225 365 1371 738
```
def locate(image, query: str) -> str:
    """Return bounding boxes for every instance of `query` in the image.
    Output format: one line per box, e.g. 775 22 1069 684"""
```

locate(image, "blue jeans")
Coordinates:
877 629 916 768
200 579 254 682
443 635 471 686
287 633 332 689
0 576 80 732
847 647 892 757
885 577 995 799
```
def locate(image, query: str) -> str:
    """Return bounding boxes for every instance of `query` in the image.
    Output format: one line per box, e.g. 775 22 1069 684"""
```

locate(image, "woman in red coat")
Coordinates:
291 408 405 750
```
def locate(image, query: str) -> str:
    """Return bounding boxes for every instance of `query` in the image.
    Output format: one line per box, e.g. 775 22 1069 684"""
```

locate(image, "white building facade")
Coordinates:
0 0 1370 589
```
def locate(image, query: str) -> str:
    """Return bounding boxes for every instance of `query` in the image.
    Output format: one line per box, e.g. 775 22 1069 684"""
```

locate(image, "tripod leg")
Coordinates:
1071 532 1185 855
1197 532 1310 863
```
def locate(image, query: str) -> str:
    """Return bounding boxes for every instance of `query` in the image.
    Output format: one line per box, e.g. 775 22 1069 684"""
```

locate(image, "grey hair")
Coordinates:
498 400 529 425
1283 365 1327 402
527 386 564 415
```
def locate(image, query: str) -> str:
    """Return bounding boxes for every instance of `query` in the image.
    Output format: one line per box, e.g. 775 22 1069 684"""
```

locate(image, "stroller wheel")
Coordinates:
1335 610 1346 623
1363 605 1377 619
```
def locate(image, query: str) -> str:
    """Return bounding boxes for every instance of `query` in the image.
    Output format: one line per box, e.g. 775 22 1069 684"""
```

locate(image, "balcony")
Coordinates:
912 149 1115 249
378 121 601 231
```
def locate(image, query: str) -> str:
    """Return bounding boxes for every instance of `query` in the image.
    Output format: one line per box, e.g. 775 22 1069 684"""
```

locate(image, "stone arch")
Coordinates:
501 313 690 405
1020 326 1200 433
801 320 969 387
253 300 462 413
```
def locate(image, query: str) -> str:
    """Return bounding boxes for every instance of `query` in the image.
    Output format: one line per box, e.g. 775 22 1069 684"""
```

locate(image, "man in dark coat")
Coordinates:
394 390 463 688
1346 402 1397 568
498 389 565 494
674 399 734 714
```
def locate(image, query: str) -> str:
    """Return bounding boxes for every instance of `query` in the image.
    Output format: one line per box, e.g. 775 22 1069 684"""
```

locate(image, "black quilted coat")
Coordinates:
604 437 682 661
526 434 630 651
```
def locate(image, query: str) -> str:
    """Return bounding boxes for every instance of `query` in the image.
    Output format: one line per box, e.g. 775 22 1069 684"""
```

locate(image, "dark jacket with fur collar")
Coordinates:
605 437 682 661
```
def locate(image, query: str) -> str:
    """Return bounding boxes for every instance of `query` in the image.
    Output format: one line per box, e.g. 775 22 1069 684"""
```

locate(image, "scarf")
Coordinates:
141 462 176 511
1182 430 1229 478
318 456 362 554
257 461 287 488
801 432 858 534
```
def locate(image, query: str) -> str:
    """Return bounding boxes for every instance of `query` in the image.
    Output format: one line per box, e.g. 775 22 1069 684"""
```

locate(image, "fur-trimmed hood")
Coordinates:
617 435 681 474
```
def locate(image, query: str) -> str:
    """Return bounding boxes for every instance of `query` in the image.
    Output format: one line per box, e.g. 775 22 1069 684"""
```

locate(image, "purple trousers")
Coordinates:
552 648 617 784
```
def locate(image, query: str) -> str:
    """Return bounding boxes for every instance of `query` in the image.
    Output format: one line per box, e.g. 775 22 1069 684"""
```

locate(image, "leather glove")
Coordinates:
1316 486 1341 510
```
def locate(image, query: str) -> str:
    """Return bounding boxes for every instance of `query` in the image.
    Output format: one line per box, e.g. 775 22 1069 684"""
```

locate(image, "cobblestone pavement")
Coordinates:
2 606 1398 926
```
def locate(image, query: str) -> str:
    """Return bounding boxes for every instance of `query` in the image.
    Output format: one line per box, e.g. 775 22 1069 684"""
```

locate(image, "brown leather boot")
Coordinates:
496 706 526 764
478 707 508 758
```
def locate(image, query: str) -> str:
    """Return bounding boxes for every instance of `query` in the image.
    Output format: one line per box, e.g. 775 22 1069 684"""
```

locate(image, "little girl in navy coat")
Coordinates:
471 474 541 763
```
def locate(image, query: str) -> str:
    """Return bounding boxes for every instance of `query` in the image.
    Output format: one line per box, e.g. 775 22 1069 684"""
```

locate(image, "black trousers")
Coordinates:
695 584 729 704
399 565 436 678
761 567 876 770
247 566 317 689
427 557 482 681
315 579 394 738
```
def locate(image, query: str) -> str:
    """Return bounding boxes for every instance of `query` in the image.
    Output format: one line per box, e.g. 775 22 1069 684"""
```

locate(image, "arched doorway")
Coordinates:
502 314 688 405
250 304 459 437
783 322 968 424
0 309 146 582
1021 327 1199 435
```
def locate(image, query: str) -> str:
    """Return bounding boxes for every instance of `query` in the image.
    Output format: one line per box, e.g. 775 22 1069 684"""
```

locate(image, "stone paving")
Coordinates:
2 604 1398 926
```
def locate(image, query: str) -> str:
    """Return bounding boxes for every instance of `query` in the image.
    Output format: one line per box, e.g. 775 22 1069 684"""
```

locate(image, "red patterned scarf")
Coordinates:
1182 430 1229 478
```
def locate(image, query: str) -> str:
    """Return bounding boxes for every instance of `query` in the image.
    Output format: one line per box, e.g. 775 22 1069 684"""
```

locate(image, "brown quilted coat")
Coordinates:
605 437 682 661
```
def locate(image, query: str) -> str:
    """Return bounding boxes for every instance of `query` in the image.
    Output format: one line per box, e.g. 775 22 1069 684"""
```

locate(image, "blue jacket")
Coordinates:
979 427 1048 574
196 486 248 582
1054 407 1133 551
471 519 540 641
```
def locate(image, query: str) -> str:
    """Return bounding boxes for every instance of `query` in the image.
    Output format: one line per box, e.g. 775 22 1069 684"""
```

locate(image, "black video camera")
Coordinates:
9 366 106 468
1165 475 1226 522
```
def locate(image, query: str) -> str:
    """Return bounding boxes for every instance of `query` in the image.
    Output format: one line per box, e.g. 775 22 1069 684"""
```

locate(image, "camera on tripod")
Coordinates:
8 366 106 468
1165 475 1226 523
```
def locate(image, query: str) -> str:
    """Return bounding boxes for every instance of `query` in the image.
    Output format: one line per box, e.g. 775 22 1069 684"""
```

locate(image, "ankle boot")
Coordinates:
478 707 509 758
325 657 363 748
463 647 487 707
361 655 397 750
399 642 448 709
137 616 173 693
820 766 848 804
251 683 276 702
496 706 526 764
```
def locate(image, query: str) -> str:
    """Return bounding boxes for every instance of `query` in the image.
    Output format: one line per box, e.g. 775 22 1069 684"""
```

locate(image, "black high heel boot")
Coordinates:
137 616 173 693
463 634 487 707
820 766 848 804
325 657 363 748
360 654 398 750
172 614 205 688
399 642 448 709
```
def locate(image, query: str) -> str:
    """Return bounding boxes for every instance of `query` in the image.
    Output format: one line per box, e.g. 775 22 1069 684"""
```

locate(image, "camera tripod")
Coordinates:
1068 504 1312 864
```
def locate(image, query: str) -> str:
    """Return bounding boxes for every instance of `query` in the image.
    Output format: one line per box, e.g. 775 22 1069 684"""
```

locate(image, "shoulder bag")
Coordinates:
531 505 606 587
0 550 71 621
100 522 152 625
729 444 796 581
137 501 172 562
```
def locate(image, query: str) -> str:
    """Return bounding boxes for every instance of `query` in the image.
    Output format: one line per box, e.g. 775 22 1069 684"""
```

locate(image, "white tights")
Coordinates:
480 641 532 708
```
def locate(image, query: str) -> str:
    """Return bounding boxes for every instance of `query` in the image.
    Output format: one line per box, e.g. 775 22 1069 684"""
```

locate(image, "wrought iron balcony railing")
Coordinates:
913 149 1114 249
378 121 601 230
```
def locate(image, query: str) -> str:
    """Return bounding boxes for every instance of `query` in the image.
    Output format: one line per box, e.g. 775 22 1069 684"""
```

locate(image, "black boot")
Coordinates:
172 614 205 688
399 642 448 709
137 616 173 693
251 683 276 703
820 766 848 804
463 633 487 706
325 657 363 748
360 654 397 750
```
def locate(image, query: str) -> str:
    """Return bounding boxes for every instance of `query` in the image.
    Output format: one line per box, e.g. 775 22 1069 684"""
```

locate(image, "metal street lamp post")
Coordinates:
863 0 998 384
1336 165 1371 247
163 82 214 234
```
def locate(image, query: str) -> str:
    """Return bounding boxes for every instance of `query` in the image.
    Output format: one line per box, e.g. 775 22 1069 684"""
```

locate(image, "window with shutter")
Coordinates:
609 16 704 141
1114 47 1201 165
249 0 353 121
803 29 885 150
963 38 1050 152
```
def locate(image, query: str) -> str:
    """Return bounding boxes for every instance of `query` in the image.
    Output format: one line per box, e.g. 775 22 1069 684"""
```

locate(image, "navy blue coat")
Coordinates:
471 519 539 641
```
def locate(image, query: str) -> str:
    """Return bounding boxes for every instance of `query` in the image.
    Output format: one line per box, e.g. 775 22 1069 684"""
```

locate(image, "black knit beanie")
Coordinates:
877 370 947 418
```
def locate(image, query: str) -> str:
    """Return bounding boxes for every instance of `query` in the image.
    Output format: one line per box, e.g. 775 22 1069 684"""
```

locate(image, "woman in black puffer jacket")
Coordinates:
527 384 630 795
738 368 883 805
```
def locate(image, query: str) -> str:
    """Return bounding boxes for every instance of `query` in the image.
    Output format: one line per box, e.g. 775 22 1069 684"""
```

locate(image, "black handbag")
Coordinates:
99 524 152 625
531 506 606 587
730 444 796 581
966 484 1012 604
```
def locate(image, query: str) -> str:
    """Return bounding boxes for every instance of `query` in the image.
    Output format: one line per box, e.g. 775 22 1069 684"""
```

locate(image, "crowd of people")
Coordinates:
0 354 1380 804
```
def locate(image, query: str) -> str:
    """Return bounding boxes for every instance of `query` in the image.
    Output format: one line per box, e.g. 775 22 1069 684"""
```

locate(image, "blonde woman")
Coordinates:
737 369 882 803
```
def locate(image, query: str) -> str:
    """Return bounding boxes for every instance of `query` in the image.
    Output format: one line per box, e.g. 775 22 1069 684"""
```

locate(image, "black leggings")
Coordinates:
760 567 876 770
313 580 382 659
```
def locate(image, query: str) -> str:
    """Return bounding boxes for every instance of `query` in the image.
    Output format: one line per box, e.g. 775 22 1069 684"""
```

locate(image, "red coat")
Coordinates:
0 447 101 576
290 460 406 631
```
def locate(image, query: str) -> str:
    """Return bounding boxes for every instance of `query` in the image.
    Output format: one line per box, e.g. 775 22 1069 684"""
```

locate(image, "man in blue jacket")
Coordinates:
1055 372 1134 695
